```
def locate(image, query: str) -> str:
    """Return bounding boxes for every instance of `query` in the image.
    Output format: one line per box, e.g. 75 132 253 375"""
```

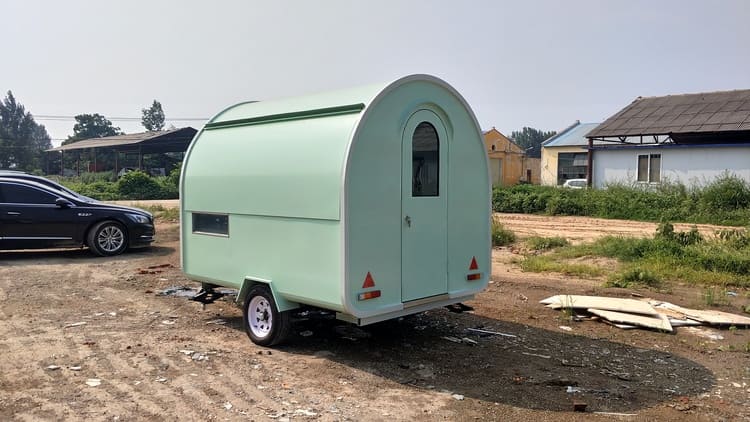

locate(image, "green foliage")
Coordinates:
699 174 750 211
141 204 179 221
655 221 703 246
75 181 120 201
519 255 604 277
540 223 750 287
491 219 516 246
0 91 51 171
166 167 180 191
509 127 557 158
493 177 750 226
141 100 165 131
526 236 569 251
606 267 661 288
55 171 180 201
64 113 123 145
116 170 166 200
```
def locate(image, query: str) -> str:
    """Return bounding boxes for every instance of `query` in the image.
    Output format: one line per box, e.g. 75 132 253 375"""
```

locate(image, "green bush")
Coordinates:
492 176 750 226
117 170 166 200
76 181 120 201
700 174 750 211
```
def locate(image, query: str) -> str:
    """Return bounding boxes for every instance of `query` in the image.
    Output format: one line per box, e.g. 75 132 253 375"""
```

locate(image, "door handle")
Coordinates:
6 212 20 216
404 215 411 227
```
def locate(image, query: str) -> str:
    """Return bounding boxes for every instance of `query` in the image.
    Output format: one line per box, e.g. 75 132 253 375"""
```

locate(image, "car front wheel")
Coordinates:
88 221 128 256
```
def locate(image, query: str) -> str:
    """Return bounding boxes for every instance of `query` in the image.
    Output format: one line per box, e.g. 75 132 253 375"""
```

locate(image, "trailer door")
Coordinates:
401 110 448 302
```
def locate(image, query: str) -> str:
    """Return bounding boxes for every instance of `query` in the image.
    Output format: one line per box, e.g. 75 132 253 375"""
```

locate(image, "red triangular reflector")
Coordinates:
469 257 479 270
362 272 375 289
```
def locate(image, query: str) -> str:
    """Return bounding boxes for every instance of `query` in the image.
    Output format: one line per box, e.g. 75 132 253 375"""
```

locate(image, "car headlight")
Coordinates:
128 213 150 224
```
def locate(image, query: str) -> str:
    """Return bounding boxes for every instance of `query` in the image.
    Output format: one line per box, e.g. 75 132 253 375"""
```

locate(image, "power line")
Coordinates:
33 114 208 122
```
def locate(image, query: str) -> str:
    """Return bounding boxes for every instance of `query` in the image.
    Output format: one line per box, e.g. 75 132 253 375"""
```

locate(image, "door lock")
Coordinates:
404 215 411 227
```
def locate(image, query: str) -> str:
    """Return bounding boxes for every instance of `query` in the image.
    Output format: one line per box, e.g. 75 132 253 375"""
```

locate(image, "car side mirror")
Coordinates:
55 198 73 208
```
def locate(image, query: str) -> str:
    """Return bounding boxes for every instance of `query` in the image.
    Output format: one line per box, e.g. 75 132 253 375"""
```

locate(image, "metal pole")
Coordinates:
586 138 593 187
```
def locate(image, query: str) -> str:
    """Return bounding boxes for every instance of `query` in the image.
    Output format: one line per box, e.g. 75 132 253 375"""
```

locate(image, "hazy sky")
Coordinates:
2 1 748 146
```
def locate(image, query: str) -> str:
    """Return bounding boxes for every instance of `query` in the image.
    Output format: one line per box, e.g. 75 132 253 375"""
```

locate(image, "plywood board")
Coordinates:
541 295 659 316
668 318 703 327
588 308 673 332
652 301 750 326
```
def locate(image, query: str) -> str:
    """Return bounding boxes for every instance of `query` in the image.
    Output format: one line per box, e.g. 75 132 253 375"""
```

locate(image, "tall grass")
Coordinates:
493 174 750 226
545 224 750 287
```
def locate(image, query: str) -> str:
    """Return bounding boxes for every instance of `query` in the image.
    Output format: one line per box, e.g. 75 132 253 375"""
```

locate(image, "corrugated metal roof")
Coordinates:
588 89 750 138
542 122 604 147
47 127 197 152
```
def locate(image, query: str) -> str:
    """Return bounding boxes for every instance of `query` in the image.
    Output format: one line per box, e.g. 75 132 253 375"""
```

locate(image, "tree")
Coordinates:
510 127 557 158
63 113 123 145
141 100 165 131
0 91 52 171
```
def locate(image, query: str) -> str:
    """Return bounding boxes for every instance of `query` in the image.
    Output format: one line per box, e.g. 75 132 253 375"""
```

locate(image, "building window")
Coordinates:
412 122 439 197
491 144 496 151
557 153 588 185
193 213 229 236
637 154 661 183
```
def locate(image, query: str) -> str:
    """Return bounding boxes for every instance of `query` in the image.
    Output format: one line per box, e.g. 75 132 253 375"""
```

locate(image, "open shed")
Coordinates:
181 74 490 342
46 127 197 176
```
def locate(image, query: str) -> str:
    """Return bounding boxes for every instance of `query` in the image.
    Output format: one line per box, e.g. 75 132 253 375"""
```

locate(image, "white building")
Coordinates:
586 89 750 188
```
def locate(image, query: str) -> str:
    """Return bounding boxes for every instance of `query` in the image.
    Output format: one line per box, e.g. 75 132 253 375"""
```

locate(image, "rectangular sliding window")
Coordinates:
637 153 661 183
192 213 229 236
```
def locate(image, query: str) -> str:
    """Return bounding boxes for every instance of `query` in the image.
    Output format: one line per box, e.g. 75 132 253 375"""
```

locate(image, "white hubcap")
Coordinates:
248 296 273 338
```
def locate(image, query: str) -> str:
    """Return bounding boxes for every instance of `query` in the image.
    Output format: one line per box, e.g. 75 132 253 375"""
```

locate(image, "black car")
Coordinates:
0 177 155 256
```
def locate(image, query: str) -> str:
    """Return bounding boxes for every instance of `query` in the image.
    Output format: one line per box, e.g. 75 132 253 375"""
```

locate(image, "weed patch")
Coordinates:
606 267 661 288
519 255 604 278
525 236 569 251
492 219 516 246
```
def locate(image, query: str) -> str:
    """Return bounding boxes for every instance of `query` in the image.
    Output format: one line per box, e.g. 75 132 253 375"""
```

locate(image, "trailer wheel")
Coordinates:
243 284 291 346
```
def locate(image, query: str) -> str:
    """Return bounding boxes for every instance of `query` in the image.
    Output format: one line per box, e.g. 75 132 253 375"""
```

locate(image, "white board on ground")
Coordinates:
541 295 659 316
651 301 750 326
588 309 673 332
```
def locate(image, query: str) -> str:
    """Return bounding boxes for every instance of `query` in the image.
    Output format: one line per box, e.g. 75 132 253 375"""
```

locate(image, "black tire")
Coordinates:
242 284 291 346
87 220 128 256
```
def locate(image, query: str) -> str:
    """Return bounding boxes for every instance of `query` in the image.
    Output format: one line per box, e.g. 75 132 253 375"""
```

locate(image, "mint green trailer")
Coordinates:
180 74 490 345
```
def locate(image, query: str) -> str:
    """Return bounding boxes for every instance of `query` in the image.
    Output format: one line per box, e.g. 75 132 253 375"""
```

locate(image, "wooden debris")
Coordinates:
521 352 551 359
652 301 750 326
465 328 517 338
588 309 672 332
541 295 659 316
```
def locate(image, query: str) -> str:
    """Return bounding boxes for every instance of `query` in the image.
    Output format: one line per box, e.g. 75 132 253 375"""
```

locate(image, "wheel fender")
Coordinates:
238 277 299 312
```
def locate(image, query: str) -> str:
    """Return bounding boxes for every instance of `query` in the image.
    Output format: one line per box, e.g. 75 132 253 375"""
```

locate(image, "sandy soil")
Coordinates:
1 214 749 421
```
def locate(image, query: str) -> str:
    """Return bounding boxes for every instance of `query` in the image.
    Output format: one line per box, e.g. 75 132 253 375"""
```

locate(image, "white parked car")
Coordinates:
562 178 587 189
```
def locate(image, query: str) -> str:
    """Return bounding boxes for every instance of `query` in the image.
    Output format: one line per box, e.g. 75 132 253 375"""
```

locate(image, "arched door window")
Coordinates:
412 122 439 197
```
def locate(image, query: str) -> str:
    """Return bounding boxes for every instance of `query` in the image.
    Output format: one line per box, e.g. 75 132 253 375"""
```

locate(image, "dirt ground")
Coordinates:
1 213 749 421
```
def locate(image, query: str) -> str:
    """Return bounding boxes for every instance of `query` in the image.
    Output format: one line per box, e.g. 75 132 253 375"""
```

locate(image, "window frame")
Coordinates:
636 153 662 184
411 121 440 197
192 212 230 237
0 182 59 205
